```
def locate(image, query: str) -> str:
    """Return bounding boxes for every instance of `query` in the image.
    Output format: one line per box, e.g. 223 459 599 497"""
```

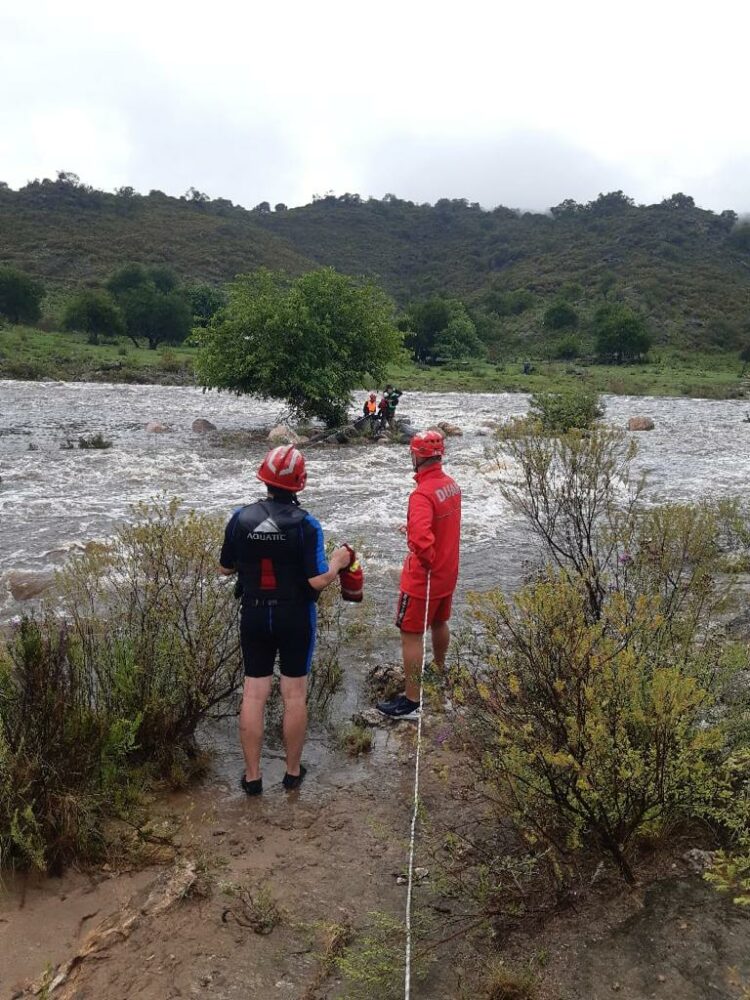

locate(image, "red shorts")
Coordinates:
395 592 453 633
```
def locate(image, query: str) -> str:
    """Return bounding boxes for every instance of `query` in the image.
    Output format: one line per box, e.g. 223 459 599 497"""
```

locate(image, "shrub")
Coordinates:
62 289 124 342
0 618 141 873
78 432 113 449
543 300 578 331
527 390 603 433
54 499 243 775
0 267 44 324
448 424 749 885
552 334 583 360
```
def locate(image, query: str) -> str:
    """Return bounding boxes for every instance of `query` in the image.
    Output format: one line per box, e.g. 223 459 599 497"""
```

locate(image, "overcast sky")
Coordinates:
2 0 749 213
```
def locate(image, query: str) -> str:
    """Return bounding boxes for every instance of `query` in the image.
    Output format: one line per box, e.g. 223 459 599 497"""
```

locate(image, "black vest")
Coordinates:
230 499 315 602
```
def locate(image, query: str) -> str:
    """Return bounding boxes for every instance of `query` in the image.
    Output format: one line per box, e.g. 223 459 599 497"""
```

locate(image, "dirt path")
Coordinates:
3 721 750 1000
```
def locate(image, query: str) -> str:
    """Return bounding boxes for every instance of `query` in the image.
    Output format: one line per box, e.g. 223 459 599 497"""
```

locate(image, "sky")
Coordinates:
1 0 749 213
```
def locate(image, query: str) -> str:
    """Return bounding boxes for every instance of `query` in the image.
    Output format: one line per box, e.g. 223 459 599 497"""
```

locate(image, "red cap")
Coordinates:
257 445 307 491
409 430 445 460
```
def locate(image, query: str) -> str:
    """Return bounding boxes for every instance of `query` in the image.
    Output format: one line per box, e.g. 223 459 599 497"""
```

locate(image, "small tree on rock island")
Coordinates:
194 267 403 427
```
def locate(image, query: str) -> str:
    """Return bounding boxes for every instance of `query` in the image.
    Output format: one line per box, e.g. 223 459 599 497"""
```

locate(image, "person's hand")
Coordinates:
398 523 408 535
330 546 352 572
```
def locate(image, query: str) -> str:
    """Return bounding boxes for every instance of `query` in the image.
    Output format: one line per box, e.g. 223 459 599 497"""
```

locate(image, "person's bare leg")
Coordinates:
239 675 273 781
401 630 424 702
280 674 308 776
431 620 450 668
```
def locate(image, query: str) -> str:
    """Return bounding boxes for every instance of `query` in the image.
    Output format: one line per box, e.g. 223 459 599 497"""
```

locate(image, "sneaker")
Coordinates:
241 774 263 796
376 694 421 720
282 764 307 791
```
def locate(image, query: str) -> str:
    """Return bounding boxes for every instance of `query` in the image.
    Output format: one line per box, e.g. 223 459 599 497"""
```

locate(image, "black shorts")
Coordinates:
240 601 317 678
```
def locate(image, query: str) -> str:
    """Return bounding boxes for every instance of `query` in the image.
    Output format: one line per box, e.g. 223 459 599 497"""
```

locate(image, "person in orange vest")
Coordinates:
362 391 379 435
377 430 462 719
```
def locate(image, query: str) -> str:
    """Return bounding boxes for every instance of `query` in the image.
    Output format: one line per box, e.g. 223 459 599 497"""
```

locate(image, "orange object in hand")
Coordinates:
339 544 364 603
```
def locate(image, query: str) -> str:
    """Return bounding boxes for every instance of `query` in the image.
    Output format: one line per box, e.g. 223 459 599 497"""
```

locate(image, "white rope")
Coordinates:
404 570 431 1000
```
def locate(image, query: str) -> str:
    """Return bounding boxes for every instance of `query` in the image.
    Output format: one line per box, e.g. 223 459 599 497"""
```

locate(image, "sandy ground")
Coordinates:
2 719 750 1000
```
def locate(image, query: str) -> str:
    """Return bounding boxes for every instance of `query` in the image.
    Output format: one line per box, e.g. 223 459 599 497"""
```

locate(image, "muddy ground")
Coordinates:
2 717 750 1000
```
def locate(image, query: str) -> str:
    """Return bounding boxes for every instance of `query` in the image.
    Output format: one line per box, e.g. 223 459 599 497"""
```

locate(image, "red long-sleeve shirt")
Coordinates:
399 463 461 599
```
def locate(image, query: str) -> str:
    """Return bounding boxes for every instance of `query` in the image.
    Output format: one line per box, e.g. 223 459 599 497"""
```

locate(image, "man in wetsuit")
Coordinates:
220 445 350 793
382 385 403 427
377 430 461 719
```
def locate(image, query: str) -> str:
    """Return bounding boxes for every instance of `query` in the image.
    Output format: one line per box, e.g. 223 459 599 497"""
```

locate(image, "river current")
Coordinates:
1 379 749 626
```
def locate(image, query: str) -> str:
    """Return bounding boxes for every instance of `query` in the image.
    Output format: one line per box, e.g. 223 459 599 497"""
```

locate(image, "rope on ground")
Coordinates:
404 571 431 1000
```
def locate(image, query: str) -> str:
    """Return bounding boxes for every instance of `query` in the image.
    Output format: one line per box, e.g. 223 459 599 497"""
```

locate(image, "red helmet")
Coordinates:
257 445 307 491
410 430 445 460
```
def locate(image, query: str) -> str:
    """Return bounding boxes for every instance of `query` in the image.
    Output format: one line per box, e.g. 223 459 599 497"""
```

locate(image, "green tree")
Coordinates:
0 267 44 324
195 268 402 426
401 297 483 363
107 265 191 349
593 303 651 362
543 300 578 331
62 289 125 343
186 283 226 328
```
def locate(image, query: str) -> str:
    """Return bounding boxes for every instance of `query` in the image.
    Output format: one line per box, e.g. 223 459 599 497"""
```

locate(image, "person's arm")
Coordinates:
407 493 436 569
308 547 351 591
218 511 239 575
302 515 352 592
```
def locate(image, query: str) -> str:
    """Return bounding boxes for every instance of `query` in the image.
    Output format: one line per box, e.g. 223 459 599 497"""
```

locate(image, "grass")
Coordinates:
1 324 748 400
387 349 749 399
0 324 195 383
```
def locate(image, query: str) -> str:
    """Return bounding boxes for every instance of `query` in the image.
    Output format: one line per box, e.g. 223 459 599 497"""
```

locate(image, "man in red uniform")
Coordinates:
377 430 461 719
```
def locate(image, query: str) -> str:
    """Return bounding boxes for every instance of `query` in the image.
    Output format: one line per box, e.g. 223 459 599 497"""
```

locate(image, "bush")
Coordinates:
78 432 113 449
552 334 583 360
527 390 603 432
0 618 141 873
543 300 578 331
448 424 749 886
62 289 125 341
0 267 44 324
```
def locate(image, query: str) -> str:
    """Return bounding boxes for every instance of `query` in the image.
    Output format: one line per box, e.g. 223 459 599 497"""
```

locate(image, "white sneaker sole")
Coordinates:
376 707 420 721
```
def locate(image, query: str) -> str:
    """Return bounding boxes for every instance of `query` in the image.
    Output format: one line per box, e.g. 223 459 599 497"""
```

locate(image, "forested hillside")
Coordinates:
1 175 750 352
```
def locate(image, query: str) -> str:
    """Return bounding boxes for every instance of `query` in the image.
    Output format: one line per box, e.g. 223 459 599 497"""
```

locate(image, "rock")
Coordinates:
145 421 168 433
682 848 716 873
7 570 54 601
627 416 655 431
481 419 499 428
192 418 217 434
437 421 463 437
351 708 386 727
366 662 406 700
477 426 493 437
267 424 299 445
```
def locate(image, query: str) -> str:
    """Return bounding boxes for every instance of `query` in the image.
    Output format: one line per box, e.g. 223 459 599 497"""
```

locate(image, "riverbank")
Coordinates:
1 325 748 399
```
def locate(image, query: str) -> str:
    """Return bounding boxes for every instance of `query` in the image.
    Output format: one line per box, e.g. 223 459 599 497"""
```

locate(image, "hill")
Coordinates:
1 177 750 353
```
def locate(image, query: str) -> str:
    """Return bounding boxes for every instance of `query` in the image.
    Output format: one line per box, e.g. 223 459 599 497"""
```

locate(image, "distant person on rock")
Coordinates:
377 430 461 720
363 391 379 435
382 385 403 427
219 446 351 794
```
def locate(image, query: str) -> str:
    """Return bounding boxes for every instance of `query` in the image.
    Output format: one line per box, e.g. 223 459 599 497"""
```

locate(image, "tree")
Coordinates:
543 300 578 331
0 267 44 324
62 289 125 343
401 297 483 363
107 265 191 349
186 283 226 328
194 267 402 427
593 303 651 362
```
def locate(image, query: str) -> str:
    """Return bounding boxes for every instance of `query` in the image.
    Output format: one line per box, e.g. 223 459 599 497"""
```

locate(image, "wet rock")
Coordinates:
481 419 499 428
268 424 300 445
477 426 493 436
351 708 386 727
437 421 463 437
627 416 655 431
192 418 217 434
7 569 54 601
145 421 168 433
366 662 406 700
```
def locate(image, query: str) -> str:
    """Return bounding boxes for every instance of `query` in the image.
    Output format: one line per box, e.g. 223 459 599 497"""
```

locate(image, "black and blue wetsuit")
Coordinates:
220 495 328 678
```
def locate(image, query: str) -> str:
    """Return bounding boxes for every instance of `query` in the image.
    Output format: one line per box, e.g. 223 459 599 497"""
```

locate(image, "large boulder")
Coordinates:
437 421 463 437
7 569 55 601
192 418 217 434
627 416 655 432
267 424 300 445
145 421 168 434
